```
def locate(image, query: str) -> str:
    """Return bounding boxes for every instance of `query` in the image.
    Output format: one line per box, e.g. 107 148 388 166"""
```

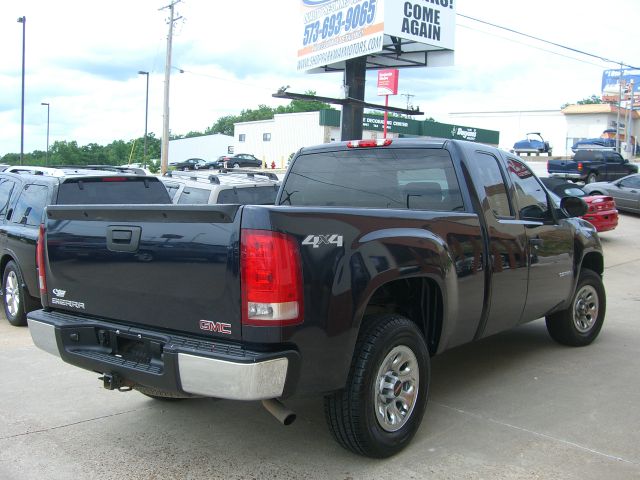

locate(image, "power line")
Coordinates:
457 24 608 69
457 13 639 70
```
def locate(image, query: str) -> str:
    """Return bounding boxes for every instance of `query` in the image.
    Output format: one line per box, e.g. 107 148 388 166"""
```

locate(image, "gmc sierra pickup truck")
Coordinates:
547 149 638 183
28 139 606 458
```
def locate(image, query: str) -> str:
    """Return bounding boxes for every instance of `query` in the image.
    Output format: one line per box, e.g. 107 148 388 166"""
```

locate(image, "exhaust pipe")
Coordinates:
262 398 296 426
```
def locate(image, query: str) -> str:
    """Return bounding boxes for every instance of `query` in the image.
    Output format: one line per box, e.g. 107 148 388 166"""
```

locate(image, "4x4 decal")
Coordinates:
302 234 343 249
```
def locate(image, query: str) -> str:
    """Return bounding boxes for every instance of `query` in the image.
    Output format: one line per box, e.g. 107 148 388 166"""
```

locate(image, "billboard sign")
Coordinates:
298 0 455 72
384 0 455 50
601 69 640 102
377 69 399 96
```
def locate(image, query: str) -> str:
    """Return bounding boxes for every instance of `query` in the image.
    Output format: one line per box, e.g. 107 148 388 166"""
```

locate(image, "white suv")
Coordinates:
161 169 281 205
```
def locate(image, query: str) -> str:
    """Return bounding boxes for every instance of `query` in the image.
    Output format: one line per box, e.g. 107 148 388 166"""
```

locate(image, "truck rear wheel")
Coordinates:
587 173 598 183
545 269 606 346
324 314 430 458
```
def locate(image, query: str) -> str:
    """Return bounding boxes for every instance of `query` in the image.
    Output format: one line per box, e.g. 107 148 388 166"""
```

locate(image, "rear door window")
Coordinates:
469 152 513 218
57 177 171 204
280 148 463 211
217 186 278 205
176 186 211 204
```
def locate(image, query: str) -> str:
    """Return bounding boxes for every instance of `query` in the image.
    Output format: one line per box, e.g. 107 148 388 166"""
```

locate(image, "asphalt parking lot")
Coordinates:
1 213 639 480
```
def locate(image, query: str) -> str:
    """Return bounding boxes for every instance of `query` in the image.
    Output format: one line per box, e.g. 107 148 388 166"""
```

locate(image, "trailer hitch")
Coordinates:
98 373 132 392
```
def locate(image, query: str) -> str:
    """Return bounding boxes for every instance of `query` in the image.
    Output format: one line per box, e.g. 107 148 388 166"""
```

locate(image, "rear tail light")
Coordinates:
586 196 616 212
577 162 583 171
347 139 392 148
241 229 303 327
36 224 47 296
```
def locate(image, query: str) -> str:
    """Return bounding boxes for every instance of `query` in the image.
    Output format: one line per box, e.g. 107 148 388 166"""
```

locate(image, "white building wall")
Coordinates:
234 112 329 168
168 134 234 163
565 113 615 140
446 110 568 156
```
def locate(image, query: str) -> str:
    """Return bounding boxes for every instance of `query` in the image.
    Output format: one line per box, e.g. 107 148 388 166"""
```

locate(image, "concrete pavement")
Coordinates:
1 214 639 479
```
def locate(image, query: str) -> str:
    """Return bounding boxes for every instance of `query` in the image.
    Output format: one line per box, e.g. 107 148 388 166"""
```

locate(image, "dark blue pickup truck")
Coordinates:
547 149 638 183
28 139 606 458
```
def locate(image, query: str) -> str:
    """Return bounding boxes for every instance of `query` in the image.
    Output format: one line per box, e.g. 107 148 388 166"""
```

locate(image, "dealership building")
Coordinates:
167 103 638 167
447 103 639 158
232 110 500 168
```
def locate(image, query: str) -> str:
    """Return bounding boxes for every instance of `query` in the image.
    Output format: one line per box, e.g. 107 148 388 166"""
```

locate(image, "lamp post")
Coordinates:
138 71 149 166
41 102 50 165
17 16 26 165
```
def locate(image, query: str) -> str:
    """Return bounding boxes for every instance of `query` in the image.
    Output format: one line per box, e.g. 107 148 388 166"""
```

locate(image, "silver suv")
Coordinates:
161 169 281 205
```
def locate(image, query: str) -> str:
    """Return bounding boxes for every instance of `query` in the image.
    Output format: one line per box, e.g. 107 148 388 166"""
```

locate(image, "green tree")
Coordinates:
561 94 603 109
206 115 238 136
0 96 334 165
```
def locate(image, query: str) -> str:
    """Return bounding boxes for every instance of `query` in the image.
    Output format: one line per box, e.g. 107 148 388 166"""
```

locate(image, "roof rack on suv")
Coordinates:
165 169 280 184
164 171 222 184
217 168 279 181
4 165 141 177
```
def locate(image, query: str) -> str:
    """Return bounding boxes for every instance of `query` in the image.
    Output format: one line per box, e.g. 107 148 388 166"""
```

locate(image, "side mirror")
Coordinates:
560 196 588 218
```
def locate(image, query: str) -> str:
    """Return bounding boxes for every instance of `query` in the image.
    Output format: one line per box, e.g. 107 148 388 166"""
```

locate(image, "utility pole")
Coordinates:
160 1 182 175
627 80 635 157
401 93 415 111
616 63 623 153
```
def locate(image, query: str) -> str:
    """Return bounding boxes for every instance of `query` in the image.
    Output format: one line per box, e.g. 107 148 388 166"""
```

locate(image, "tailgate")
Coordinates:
547 159 577 172
43 204 243 340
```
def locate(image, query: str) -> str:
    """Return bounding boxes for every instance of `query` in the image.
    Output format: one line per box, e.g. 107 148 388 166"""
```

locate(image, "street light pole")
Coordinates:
138 71 149 167
17 16 26 165
41 102 50 165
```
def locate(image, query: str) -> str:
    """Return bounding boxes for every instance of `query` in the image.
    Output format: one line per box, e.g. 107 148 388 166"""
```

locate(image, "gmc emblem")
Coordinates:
199 320 232 335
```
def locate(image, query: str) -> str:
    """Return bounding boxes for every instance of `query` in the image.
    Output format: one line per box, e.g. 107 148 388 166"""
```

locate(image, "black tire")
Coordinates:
587 172 598 184
589 191 603 196
324 314 430 458
134 385 193 401
545 269 606 346
2 260 35 327
233 162 241 169
182 167 189 171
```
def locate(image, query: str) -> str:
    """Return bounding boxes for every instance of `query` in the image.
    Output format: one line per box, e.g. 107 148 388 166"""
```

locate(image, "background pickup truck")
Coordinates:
547 149 638 183
28 139 606 458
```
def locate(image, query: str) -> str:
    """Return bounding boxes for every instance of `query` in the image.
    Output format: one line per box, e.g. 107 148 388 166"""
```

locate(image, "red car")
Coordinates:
541 178 618 232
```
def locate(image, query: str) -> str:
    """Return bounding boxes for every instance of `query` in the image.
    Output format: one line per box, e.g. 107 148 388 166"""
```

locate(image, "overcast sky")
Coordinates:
1 0 638 157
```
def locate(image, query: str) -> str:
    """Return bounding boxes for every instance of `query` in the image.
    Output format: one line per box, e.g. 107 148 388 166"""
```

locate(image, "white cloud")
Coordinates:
1 0 639 156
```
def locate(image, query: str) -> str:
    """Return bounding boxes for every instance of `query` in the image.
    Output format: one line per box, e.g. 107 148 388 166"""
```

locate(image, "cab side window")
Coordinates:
470 152 513 218
506 158 550 220
11 184 50 226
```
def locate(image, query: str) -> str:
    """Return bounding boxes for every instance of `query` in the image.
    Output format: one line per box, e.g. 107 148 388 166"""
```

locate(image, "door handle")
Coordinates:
106 226 141 253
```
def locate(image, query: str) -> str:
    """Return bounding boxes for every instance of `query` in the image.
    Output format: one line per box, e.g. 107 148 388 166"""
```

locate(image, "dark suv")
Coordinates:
0 167 171 326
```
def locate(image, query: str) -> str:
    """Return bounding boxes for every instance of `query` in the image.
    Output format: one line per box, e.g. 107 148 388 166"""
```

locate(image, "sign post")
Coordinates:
377 69 399 138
